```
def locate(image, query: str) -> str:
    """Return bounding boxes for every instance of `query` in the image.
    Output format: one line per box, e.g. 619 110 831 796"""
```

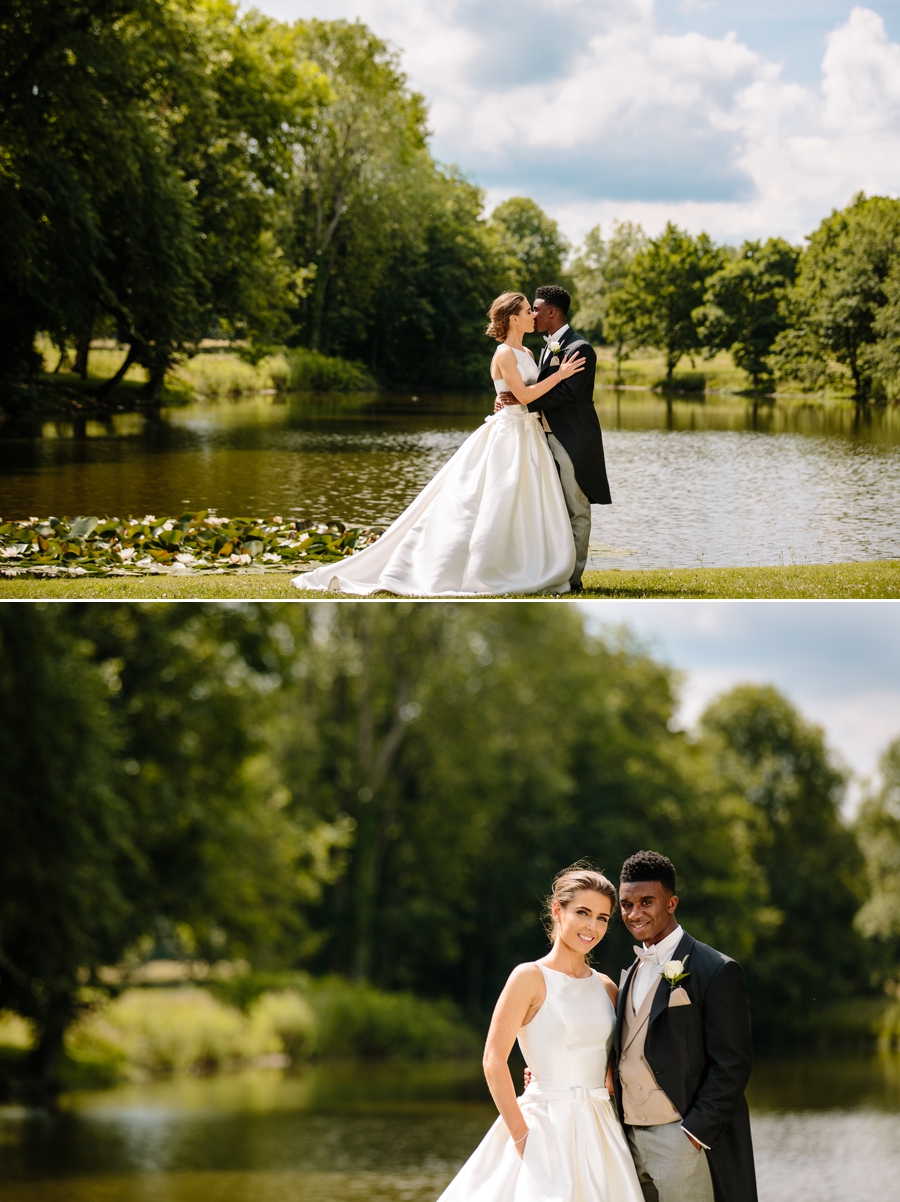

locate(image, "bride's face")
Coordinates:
553 889 613 955
510 300 535 334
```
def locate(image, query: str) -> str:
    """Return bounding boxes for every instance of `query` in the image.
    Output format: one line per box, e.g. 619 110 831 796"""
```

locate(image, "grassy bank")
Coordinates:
2 560 898 599
594 347 863 399
28 339 375 410
0 978 478 1091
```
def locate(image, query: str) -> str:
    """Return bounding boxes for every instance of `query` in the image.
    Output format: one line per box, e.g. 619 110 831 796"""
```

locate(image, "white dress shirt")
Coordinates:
631 923 684 1013
540 323 570 367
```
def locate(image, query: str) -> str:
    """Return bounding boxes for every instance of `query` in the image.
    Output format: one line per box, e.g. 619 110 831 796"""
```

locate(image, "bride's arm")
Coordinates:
493 345 585 404
482 963 545 1158
600 974 619 1095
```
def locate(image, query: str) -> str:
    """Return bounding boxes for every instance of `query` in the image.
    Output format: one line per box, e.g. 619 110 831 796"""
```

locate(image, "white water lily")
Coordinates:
1 545 27 557
118 547 136 561
174 552 196 564
262 552 281 563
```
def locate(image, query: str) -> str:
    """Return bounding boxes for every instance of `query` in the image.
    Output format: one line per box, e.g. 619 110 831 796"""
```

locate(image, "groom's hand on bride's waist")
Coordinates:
494 391 519 412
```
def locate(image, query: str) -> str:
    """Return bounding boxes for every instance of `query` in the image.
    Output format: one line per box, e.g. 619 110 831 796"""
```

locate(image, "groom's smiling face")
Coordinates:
619 880 679 946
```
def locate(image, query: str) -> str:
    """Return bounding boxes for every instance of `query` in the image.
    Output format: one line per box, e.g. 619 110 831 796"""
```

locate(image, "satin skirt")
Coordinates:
436 1085 645 1202
292 407 576 596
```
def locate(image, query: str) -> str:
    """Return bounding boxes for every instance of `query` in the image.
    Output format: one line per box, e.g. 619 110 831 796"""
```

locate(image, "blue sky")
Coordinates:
254 1 900 245
578 600 900 804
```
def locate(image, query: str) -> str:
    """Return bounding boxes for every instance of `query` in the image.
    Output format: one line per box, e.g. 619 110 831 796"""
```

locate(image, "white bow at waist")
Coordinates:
521 1083 610 1103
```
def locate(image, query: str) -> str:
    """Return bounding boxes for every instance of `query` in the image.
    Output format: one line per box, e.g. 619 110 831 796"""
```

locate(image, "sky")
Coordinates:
253 0 900 246
577 599 900 806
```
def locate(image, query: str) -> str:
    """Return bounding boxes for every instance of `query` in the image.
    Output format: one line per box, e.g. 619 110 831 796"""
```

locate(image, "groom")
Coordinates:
614 850 758 1202
495 284 610 592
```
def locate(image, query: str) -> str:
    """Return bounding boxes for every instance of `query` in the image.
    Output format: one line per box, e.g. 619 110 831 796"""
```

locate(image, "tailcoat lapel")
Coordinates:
647 931 695 1029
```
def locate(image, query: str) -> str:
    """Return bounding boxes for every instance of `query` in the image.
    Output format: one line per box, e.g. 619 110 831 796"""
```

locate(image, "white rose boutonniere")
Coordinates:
660 954 690 990
548 340 563 365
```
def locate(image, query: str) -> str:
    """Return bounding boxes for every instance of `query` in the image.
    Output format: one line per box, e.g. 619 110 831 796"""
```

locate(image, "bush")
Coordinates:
307 977 479 1061
59 978 478 1084
167 354 276 398
281 348 376 392
652 371 707 393
66 987 256 1078
248 989 316 1059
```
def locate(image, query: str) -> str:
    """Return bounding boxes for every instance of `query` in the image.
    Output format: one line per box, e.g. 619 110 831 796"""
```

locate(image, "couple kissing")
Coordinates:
438 851 757 1202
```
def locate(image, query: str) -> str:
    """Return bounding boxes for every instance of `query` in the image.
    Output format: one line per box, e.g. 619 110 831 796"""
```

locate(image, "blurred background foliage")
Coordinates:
2 602 899 1093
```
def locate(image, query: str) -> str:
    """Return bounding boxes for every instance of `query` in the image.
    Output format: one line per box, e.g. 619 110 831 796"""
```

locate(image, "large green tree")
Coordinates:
0 602 341 1089
490 197 570 303
699 684 868 1040
570 221 647 376
770 193 900 400
273 605 769 1018
694 238 800 389
606 223 722 382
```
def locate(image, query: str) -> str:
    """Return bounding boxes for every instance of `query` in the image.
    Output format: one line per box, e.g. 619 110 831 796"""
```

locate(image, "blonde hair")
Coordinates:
485 292 529 342
543 861 617 945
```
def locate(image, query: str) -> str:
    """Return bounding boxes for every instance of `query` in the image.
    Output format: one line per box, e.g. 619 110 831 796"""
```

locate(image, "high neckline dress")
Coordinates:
436 964 644 1202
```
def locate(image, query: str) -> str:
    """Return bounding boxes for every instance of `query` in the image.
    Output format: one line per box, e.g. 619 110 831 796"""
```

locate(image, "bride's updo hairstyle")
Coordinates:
486 291 529 342
543 861 617 945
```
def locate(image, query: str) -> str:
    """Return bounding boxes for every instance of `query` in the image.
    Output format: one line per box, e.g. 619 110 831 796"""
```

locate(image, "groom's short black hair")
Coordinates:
535 284 571 314
620 850 677 895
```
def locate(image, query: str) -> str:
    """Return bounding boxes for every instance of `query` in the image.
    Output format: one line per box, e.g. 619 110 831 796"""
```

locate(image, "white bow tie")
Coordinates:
633 946 662 964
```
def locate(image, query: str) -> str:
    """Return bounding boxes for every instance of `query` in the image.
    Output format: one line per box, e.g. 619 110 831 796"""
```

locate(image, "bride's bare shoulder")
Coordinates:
502 961 544 994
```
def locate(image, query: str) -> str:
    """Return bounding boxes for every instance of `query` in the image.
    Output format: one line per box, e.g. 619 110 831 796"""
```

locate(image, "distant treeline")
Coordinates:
3 604 900 1089
3 3 900 401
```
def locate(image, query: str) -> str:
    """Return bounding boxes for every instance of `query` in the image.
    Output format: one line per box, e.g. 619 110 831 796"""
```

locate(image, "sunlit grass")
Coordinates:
2 561 898 599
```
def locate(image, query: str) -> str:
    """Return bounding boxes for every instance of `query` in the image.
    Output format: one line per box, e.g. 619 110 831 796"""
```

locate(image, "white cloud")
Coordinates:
255 2 900 244
579 599 900 807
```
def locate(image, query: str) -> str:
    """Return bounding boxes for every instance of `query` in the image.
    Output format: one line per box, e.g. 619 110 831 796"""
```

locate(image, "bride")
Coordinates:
292 292 584 596
437 865 643 1202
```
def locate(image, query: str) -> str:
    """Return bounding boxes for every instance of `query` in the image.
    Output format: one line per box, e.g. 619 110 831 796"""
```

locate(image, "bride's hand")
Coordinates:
558 351 586 380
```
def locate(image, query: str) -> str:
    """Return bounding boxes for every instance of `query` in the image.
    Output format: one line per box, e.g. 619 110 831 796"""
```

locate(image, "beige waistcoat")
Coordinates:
618 972 682 1126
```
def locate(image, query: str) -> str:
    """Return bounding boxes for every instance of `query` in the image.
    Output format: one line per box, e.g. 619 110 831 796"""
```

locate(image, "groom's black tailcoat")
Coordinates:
612 931 758 1202
526 325 611 505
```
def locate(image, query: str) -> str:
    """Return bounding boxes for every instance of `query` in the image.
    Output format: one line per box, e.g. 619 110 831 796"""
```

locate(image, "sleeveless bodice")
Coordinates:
517 965 615 1092
493 346 538 393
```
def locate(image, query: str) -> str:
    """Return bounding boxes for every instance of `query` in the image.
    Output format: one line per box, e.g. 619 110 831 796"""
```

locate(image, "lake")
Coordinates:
2 391 900 569
1 1055 899 1202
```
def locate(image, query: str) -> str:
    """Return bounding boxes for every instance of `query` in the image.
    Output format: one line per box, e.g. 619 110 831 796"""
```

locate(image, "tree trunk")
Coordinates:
74 326 92 379
144 360 167 405
28 1009 68 1097
95 344 136 399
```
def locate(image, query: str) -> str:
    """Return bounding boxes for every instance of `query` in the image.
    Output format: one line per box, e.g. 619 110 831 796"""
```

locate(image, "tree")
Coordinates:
0 0 328 399
284 19 428 353
699 685 868 1040
770 194 900 400
694 238 800 389
490 197 570 303
606 223 722 383
0 602 342 1090
855 736 900 946
0 605 134 1085
273 605 769 1019
570 221 646 378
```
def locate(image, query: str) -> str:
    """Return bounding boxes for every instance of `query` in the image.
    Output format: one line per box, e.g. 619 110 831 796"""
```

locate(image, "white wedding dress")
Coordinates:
436 965 644 1202
292 348 575 596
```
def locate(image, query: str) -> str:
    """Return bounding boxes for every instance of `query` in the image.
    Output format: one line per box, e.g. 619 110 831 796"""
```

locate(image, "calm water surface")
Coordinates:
1 1056 899 1202
2 391 900 568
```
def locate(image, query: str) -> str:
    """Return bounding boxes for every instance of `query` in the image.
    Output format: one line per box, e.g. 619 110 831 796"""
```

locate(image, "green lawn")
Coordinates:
2 560 898 600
